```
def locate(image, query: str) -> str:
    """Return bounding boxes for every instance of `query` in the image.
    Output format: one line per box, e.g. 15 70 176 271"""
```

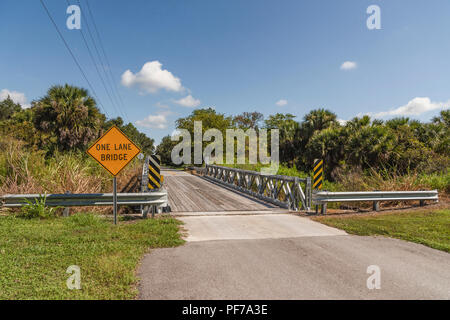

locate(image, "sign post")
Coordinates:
113 177 117 224
87 126 141 224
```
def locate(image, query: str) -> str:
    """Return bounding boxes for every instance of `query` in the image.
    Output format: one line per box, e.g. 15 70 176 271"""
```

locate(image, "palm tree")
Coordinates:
32 84 105 151
302 109 338 133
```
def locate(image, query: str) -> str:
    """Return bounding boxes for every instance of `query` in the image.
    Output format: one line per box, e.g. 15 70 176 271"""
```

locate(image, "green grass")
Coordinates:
0 213 184 299
314 209 450 252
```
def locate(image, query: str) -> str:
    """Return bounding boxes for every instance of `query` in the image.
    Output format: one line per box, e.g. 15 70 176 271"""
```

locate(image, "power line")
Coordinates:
76 0 126 121
65 0 123 121
84 0 131 123
76 0 129 123
39 0 110 118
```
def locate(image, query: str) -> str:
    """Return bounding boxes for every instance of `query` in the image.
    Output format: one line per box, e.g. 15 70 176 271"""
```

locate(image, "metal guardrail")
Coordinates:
203 165 311 211
312 190 439 214
0 192 168 208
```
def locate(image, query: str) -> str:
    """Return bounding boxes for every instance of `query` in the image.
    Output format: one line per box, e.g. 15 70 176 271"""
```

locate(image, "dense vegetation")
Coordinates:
1 84 448 195
158 108 449 192
0 84 155 156
0 84 154 198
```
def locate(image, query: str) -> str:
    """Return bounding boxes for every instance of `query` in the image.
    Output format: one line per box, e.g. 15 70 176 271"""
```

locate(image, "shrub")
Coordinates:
16 193 58 219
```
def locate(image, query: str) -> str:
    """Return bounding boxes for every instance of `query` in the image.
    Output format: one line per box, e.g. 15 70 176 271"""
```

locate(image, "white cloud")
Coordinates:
121 61 183 94
368 97 450 118
174 95 201 108
340 61 357 70
170 129 181 138
276 99 288 107
135 110 172 129
337 119 348 125
0 89 30 108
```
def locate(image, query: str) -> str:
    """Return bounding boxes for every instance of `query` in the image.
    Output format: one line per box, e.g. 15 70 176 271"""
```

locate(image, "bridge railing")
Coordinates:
203 165 311 211
0 192 168 208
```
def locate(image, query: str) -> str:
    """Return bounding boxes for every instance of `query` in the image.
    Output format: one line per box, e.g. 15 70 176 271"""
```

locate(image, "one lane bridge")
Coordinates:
162 169 286 215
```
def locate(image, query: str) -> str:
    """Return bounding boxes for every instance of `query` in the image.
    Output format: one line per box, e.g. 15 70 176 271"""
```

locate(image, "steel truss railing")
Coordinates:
203 165 311 211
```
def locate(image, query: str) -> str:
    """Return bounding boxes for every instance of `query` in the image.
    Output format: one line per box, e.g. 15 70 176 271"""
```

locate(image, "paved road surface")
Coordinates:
138 171 450 299
139 234 450 299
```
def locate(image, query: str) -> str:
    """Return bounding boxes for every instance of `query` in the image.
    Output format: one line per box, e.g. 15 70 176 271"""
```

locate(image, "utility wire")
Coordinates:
84 0 130 123
39 0 110 118
77 0 130 123
65 0 123 121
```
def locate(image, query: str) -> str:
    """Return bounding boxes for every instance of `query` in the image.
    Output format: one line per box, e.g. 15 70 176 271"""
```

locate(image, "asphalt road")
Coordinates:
138 214 450 300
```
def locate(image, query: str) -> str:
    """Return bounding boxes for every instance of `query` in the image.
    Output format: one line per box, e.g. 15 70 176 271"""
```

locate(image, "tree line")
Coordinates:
0 84 155 156
157 108 449 180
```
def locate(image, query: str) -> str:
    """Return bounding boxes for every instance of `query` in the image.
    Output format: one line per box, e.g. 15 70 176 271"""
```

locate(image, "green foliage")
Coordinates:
416 169 450 193
198 108 449 193
0 96 22 121
156 135 179 165
65 212 105 227
264 113 300 166
233 111 264 129
32 84 106 153
16 193 58 219
0 84 155 158
176 107 233 135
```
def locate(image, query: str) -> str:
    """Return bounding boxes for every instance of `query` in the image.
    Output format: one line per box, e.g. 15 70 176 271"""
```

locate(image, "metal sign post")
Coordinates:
86 126 141 224
113 177 117 225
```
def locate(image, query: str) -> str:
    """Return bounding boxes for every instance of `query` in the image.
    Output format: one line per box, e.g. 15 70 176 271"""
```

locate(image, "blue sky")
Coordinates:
1 0 449 144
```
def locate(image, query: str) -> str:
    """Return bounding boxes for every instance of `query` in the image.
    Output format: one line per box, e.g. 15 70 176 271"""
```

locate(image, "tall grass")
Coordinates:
0 136 141 213
334 166 450 193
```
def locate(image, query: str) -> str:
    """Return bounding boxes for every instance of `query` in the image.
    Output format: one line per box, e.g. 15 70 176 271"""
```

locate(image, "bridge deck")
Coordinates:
162 170 281 213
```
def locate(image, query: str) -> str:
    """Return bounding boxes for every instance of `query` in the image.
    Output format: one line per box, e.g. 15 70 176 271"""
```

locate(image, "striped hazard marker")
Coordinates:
313 159 323 190
148 155 162 190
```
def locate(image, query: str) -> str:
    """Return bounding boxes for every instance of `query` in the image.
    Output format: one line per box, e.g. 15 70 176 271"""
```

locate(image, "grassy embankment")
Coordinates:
314 209 450 253
0 213 184 299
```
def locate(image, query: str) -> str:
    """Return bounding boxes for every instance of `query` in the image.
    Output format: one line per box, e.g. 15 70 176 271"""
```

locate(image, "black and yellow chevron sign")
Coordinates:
148 155 161 190
313 159 323 190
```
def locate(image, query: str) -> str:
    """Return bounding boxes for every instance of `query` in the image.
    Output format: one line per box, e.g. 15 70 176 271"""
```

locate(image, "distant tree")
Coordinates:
175 108 233 164
156 135 179 165
301 109 338 137
176 108 233 135
233 111 264 129
0 96 22 121
32 84 105 152
264 113 300 166
433 109 450 127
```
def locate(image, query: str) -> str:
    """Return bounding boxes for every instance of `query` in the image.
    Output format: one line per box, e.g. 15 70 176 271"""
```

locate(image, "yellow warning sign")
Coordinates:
87 126 141 176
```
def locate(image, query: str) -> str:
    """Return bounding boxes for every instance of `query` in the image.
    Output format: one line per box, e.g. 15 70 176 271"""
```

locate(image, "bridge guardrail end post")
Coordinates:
63 191 71 217
373 201 380 212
